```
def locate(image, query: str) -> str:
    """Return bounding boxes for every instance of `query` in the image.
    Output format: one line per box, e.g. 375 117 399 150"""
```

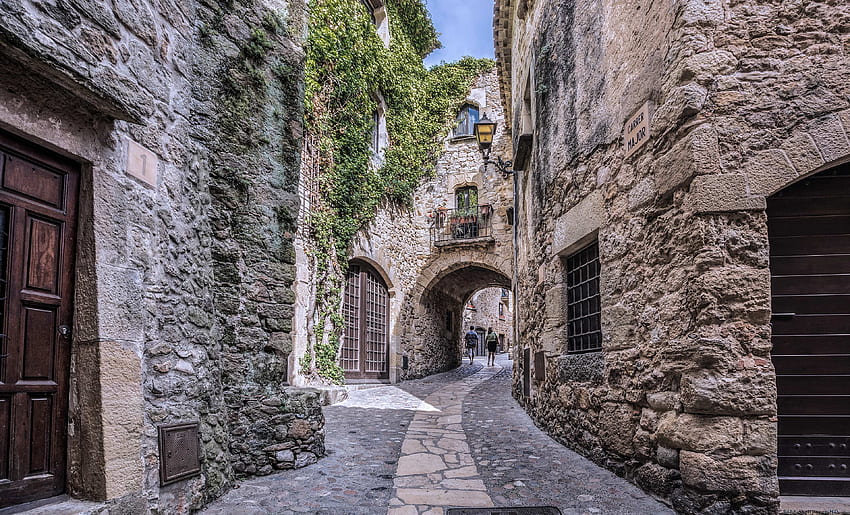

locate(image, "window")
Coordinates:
566 241 601 353
370 92 388 160
361 0 389 46
372 109 380 152
454 104 479 137
455 186 478 212
498 302 505 319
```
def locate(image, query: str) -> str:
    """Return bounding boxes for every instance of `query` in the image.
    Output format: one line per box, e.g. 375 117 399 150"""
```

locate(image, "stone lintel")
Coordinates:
434 236 495 249
552 190 604 256
0 39 149 123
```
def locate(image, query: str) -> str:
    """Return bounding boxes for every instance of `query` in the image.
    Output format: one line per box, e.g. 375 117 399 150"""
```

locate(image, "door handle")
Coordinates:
58 325 72 337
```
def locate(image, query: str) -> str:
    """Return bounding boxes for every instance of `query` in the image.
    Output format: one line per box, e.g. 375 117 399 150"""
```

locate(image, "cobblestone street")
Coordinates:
203 355 672 514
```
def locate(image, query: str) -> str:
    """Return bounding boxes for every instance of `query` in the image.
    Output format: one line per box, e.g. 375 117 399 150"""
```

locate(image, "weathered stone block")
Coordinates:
686 173 765 213
679 451 778 495
681 51 738 84
651 83 707 135
656 412 743 454
808 114 850 163
634 462 680 497
654 124 721 197
295 451 318 468
552 191 604 256
781 132 825 177
556 353 604 384
657 446 680 469
681 369 776 416
647 392 680 411
677 0 724 27
274 450 295 463
597 402 638 457
744 149 798 196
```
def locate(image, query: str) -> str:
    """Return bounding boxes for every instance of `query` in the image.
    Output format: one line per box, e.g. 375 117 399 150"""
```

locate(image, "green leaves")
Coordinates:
303 0 492 382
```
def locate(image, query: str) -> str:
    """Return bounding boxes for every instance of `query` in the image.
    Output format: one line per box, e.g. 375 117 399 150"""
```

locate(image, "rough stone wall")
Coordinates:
196 0 325 481
330 70 516 383
0 0 323 511
496 0 850 513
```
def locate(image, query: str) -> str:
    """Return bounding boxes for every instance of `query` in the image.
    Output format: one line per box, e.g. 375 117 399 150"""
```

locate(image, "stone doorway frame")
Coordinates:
0 120 144 506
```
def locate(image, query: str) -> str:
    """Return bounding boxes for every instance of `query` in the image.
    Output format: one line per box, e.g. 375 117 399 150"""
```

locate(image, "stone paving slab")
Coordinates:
202 356 673 514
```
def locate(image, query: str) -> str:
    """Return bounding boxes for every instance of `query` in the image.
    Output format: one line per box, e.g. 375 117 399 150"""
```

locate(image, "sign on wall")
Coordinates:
624 102 651 158
126 139 158 187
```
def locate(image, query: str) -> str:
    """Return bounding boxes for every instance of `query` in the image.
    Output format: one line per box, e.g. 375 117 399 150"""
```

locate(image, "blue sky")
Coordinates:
423 0 495 67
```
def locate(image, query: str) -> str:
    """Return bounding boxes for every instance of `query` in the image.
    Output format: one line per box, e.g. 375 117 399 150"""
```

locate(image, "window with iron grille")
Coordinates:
566 240 602 353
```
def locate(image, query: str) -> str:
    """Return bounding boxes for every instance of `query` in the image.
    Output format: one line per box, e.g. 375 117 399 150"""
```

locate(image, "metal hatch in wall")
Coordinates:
767 163 850 496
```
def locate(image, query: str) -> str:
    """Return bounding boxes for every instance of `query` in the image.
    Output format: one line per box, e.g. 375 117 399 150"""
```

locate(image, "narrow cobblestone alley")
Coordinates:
203 355 672 514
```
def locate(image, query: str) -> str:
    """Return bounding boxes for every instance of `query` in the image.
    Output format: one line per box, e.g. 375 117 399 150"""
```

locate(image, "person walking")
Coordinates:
486 327 498 366
464 326 479 365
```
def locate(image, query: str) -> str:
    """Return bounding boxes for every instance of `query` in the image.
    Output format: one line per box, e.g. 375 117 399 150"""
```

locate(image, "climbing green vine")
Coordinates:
299 0 493 383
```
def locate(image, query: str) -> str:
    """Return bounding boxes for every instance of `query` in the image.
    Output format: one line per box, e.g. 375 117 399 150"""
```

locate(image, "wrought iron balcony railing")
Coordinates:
430 205 493 244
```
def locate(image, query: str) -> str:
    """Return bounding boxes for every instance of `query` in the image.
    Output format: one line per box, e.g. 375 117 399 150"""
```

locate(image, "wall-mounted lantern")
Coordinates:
473 113 513 177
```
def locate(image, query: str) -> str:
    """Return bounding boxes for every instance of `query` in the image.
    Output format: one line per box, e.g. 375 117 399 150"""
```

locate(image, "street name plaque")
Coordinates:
624 102 651 158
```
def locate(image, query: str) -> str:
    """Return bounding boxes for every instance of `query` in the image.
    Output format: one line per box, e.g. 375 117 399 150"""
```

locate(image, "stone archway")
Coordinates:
400 250 512 380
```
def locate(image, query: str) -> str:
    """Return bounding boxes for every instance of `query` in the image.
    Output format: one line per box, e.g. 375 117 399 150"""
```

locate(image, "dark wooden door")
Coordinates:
768 164 850 496
0 130 79 507
341 263 389 380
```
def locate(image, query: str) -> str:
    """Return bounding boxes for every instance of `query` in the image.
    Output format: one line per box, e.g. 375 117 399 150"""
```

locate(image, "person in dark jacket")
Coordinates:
464 326 479 364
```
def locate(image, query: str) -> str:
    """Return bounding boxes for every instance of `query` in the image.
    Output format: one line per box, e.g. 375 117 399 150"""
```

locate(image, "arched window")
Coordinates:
454 104 479 137
341 261 389 380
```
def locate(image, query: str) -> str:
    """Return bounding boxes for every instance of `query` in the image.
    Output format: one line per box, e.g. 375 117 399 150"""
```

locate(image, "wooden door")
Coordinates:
768 164 850 496
0 130 79 507
341 263 389 380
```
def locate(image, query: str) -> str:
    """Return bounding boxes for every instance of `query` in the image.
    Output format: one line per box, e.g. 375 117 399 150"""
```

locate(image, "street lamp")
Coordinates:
473 113 513 176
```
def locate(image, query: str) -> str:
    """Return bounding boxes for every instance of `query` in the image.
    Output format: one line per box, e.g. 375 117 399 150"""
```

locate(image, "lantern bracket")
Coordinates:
480 148 514 177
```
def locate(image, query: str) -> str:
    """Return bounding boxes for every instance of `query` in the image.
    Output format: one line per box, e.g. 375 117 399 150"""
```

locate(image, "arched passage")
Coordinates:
401 261 511 379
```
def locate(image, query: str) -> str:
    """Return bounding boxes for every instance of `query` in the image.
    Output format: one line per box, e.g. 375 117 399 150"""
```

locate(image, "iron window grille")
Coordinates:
566 240 602 353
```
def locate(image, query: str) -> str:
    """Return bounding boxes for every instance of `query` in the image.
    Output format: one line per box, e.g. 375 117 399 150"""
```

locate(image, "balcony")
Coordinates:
430 205 494 247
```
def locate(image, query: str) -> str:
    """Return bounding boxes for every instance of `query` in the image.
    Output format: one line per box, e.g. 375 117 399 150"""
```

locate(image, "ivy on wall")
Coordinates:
301 0 493 383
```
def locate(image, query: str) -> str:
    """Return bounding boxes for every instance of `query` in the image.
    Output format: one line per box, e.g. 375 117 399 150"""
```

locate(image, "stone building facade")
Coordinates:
495 0 850 512
463 287 514 354
290 69 515 385
0 0 324 511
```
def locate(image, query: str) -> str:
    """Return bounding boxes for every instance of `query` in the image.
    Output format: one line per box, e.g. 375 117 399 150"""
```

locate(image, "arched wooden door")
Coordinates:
341 261 389 381
0 130 79 507
768 164 850 496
